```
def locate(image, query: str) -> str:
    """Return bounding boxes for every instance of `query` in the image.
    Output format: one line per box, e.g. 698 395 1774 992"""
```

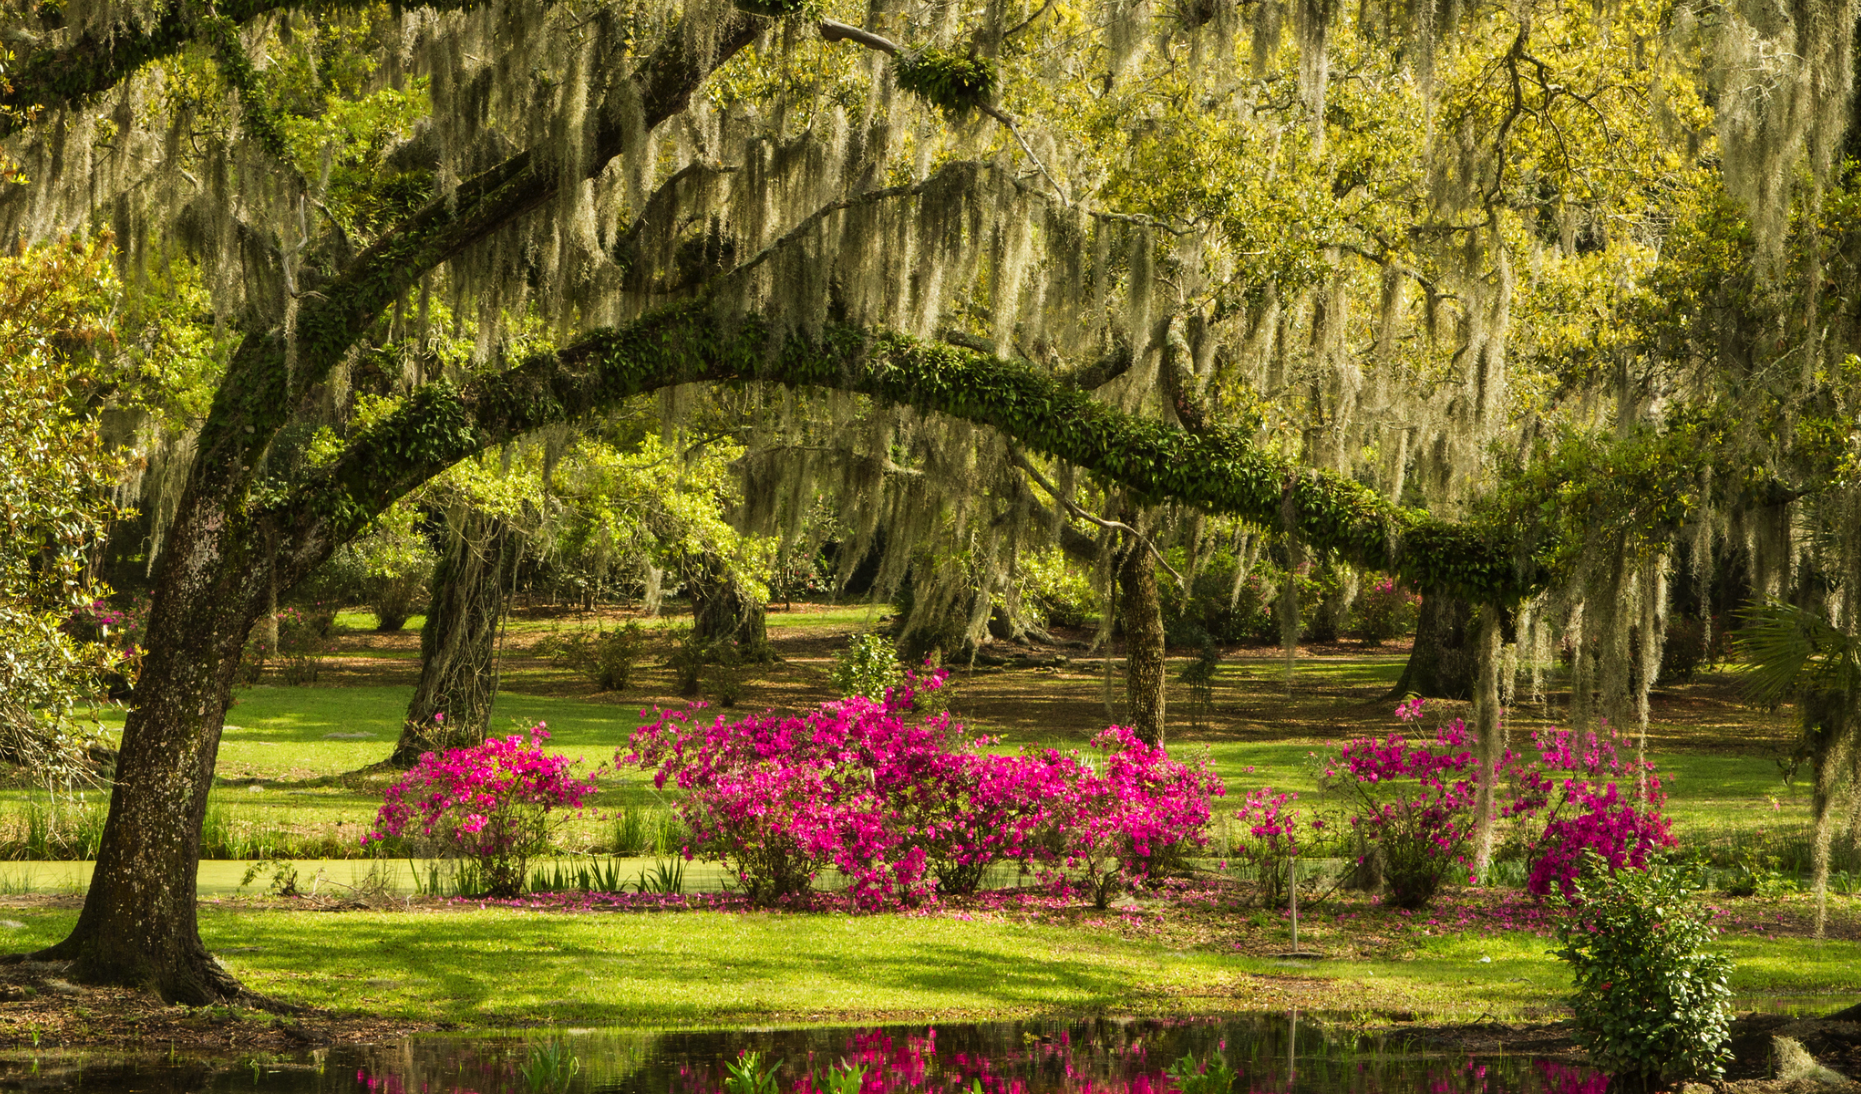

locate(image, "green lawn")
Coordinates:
0 900 1847 1027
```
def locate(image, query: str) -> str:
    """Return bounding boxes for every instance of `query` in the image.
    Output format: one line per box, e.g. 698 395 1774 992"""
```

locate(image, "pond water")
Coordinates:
0 1016 1605 1094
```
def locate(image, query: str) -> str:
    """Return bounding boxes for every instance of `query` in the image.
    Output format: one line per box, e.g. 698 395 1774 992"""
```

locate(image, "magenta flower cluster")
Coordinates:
623 668 1224 909
1326 708 1489 908
1231 787 1324 905
1507 723 1675 898
1323 698 1676 908
365 725 601 897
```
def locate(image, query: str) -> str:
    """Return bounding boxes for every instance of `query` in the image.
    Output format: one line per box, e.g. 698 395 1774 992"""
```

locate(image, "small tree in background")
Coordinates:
832 634 903 701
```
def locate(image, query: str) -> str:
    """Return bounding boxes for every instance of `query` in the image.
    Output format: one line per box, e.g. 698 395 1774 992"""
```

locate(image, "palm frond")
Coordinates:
1736 601 1842 708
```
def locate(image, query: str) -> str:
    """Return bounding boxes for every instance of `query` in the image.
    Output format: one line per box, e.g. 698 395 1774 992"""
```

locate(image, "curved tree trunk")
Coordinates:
27 498 266 1003
388 509 520 767
1118 532 1167 747
1392 591 1476 700
689 553 770 660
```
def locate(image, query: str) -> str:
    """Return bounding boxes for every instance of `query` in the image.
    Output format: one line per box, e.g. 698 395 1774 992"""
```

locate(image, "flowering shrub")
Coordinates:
1351 576 1419 646
366 725 601 897
1231 787 1323 906
1326 699 1677 908
1326 701 1490 909
1553 855 1733 1085
1508 724 1675 898
65 596 149 690
624 669 1224 909
1042 727 1226 907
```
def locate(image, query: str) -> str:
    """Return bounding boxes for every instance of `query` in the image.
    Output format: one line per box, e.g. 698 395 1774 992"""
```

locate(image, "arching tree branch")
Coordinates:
275 302 1538 604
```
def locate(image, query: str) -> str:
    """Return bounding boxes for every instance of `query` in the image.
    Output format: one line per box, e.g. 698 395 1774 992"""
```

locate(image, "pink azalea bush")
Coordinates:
1325 699 1494 908
1507 723 1675 898
624 668 1224 909
365 725 601 897
1040 726 1228 907
1321 698 1677 908
1231 787 1324 906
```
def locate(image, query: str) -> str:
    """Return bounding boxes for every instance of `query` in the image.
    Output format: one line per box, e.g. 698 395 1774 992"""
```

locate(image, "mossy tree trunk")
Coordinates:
1117 529 1167 747
1392 591 1476 700
388 509 521 767
689 553 770 660
25 478 272 1003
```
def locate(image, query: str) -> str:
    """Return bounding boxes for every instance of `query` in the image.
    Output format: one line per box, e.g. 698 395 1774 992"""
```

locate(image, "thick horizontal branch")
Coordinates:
276 303 1538 603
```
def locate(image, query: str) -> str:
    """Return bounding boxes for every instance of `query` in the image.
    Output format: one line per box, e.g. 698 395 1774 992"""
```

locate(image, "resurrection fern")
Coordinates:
895 50 997 116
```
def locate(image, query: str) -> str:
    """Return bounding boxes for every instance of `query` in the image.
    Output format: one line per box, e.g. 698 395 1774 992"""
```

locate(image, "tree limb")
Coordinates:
272 302 1533 604
0 0 483 138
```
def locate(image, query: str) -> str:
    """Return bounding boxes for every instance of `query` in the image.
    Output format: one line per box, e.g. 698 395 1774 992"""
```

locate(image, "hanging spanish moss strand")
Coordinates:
1470 608 1503 874
1634 553 1670 785
1567 598 1592 732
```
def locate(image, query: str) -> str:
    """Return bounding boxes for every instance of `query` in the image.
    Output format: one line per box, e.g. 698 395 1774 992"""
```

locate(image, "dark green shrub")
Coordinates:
547 623 647 692
831 633 902 699
1657 615 1713 683
666 626 707 697
705 643 750 708
662 626 757 704
1553 855 1734 1088
1160 552 1275 646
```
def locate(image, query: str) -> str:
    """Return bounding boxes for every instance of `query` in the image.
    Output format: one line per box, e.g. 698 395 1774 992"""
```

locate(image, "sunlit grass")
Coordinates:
0 899 1844 1027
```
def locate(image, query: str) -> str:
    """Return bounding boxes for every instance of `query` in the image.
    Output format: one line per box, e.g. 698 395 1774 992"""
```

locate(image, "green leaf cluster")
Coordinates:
1552 856 1734 1086
895 49 996 116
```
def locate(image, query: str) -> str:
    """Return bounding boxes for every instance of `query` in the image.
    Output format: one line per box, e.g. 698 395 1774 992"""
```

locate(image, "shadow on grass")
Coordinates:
210 910 1187 1025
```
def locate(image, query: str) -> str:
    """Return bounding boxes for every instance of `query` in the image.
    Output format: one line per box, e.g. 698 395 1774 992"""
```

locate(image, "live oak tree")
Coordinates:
5 0 1861 1000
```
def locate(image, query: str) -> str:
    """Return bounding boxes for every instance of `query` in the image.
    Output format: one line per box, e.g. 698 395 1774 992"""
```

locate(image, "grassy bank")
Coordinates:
1 883 1853 1031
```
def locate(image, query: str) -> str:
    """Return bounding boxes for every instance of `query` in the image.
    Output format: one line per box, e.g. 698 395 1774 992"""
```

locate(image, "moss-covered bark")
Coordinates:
389 509 520 767
1117 535 1167 746
284 304 1537 606
1392 592 1477 700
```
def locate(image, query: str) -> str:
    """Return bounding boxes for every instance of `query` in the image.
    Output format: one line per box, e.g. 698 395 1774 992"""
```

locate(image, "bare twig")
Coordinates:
1002 0 1055 40
1008 448 1186 588
977 104 1071 206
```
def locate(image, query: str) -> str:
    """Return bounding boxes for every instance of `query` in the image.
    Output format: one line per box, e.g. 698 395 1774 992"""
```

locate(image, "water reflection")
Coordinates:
0 1016 1603 1094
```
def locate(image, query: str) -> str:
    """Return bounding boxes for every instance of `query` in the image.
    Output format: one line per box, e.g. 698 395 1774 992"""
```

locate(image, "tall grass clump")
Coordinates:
609 804 687 856
0 796 108 860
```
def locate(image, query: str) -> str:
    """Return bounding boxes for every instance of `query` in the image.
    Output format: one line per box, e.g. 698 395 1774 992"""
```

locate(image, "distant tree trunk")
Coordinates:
689 553 770 660
1119 533 1167 746
1470 611 1504 873
1392 591 1476 699
387 510 520 767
